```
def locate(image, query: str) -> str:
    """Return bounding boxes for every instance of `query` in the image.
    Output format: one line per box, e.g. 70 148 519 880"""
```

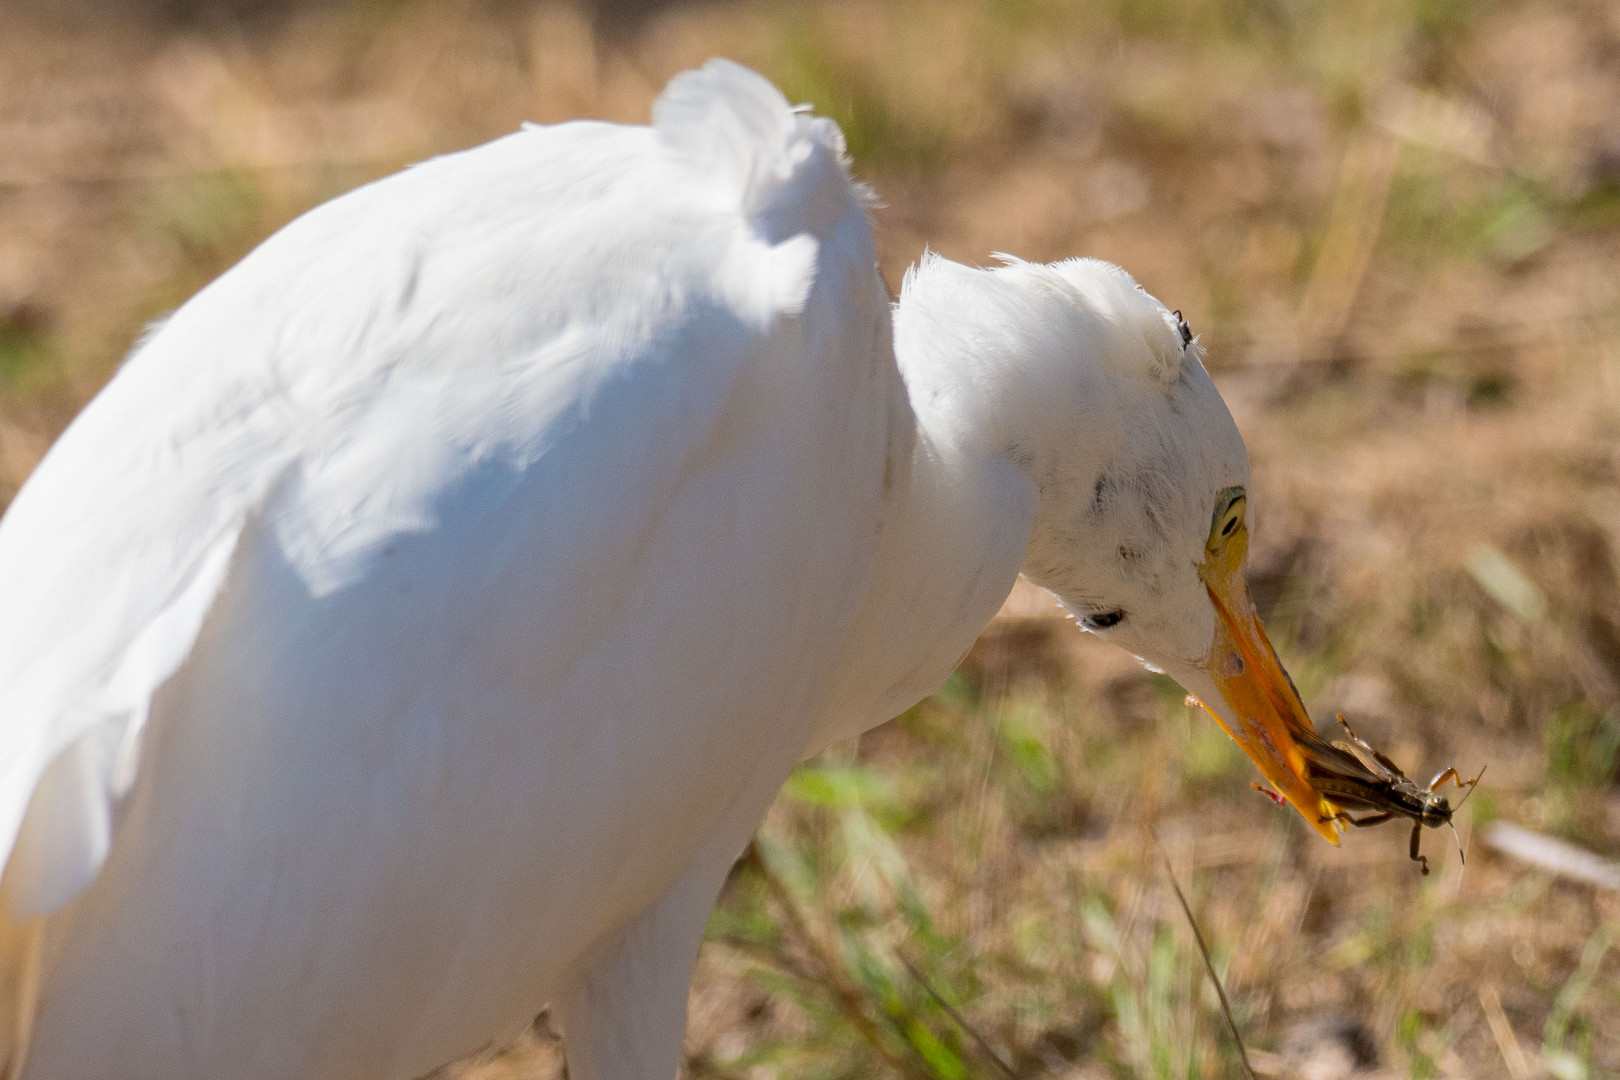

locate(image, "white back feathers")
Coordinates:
653 58 849 323
655 59 850 244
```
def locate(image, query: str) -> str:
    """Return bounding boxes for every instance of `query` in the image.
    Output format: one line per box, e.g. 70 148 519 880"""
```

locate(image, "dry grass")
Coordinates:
3 0 1620 1077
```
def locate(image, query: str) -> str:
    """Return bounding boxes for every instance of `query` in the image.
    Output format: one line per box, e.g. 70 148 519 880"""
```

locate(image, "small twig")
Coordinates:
1477 982 1534 1080
895 951 1022 1080
1151 833 1259 1080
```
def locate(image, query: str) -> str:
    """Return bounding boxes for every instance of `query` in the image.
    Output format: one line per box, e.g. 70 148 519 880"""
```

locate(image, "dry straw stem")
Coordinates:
1289 81 1497 368
751 837 1025 1080
1152 832 1258 1080
893 951 1021 1080
1292 132 1399 366
1483 823 1620 890
1478 982 1535 1080
745 842 935 1080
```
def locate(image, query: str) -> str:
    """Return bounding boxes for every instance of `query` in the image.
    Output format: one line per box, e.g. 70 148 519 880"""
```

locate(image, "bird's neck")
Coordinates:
805 317 1038 755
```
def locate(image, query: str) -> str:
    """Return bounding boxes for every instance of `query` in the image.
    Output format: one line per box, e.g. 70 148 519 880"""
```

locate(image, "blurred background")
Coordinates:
2 0 1618 1076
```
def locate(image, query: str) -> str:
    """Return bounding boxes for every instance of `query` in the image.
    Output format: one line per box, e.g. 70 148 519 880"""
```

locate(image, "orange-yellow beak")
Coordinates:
1191 518 1343 844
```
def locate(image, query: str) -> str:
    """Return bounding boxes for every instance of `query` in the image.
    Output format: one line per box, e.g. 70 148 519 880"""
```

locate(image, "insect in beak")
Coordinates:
1288 715 1486 875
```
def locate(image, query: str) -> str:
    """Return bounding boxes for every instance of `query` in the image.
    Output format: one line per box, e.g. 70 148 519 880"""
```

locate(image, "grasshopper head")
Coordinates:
1418 792 1454 829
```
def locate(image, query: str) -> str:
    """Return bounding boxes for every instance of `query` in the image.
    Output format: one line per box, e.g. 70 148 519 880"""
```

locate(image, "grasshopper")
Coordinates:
1258 715 1483 875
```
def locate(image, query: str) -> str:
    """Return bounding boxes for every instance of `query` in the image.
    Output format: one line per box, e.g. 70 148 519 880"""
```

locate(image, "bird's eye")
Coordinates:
1207 487 1246 552
1081 609 1125 630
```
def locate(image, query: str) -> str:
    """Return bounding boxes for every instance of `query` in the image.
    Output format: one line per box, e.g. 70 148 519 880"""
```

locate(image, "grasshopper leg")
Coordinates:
1426 766 1462 791
1410 821 1430 875
1427 766 1483 794
1323 810 1395 829
1335 714 1405 775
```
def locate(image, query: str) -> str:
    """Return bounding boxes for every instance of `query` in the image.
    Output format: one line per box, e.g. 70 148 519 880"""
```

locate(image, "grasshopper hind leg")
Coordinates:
1323 810 1395 829
1427 765 1486 795
1427 766 1464 792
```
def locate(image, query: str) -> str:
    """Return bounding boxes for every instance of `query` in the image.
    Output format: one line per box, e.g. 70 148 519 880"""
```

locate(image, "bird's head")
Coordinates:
897 253 1340 842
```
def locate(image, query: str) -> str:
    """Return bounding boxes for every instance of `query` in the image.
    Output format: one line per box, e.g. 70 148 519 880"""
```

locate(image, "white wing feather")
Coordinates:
0 61 894 1075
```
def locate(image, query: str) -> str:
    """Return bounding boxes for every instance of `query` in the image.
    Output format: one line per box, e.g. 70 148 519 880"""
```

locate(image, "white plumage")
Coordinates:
0 60 1330 1079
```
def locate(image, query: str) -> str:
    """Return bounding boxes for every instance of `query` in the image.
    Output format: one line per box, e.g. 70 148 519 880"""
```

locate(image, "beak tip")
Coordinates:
1200 573 1343 849
1309 801 1345 845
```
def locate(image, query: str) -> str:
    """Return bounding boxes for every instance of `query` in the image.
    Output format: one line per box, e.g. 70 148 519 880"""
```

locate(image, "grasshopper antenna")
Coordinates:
1454 766 1486 811
1448 765 1486 866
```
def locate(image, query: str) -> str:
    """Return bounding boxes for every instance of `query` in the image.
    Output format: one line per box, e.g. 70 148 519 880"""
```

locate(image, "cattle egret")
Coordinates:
0 59 1335 1080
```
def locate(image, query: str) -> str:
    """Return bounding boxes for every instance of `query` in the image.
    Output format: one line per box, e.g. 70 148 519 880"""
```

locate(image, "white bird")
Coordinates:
0 60 1337 1080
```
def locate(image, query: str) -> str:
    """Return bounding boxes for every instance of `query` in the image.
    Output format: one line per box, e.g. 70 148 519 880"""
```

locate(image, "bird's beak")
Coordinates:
1190 529 1343 844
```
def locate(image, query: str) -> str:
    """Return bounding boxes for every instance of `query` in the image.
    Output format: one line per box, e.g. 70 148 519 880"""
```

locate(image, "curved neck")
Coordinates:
808 312 1037 755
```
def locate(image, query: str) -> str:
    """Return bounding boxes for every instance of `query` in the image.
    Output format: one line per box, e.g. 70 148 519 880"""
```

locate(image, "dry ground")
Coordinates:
2 0 1619 1077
